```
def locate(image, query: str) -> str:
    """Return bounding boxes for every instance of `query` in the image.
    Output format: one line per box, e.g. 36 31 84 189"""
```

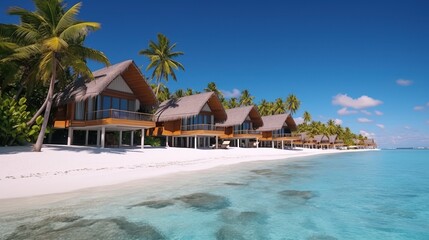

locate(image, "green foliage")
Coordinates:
0 96 42 145
144 136 161 147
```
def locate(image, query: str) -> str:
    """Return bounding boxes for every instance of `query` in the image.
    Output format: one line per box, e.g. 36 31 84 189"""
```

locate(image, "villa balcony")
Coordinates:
54 109 155 129
272 133 301 140
179 124 224 136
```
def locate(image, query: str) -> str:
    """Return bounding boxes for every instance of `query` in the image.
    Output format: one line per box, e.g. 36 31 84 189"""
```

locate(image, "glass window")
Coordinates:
112 97 120 109
128 100 135 111
102 96 111 118
120 99 128 110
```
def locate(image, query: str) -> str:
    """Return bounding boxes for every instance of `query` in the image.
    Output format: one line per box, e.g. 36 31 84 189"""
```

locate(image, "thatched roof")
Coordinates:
55 60 157 106
154 92 227 122
256 113 297 132
216 106 263 128
364 139 375 145
328 135 338 144
314 135 329 143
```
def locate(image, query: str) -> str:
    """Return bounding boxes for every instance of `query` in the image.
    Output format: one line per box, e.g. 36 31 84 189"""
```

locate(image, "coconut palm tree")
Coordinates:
239 89 254 106
2 0 109 151
204 82 223 100
258 99 270 116
227 98 239 109
185 88 194 96
173 89 185 98
139 33 184 97
303 111 312 124
273 98 286 114
285 94 301 116
326 119 337 135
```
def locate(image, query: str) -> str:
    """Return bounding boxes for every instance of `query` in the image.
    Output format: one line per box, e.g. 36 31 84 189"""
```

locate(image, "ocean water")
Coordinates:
0 150 429 240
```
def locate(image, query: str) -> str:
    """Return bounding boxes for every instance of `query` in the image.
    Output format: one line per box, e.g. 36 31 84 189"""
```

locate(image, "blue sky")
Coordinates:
1 0 428 148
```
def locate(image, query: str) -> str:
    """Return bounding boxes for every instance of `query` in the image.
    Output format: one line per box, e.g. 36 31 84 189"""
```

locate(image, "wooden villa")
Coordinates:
53 60 157 148
151 92 227 149
257 114 299 149
216 106 263 148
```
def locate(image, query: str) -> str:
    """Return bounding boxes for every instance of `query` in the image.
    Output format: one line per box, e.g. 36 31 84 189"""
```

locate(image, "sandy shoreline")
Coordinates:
0 145 377 200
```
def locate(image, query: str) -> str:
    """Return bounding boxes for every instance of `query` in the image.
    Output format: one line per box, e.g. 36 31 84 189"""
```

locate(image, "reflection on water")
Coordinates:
1 151 429 239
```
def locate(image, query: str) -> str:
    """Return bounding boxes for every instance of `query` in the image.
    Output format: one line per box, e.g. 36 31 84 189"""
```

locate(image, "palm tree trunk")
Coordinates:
155 82 160 98
27 97 48 126
33 60 56 152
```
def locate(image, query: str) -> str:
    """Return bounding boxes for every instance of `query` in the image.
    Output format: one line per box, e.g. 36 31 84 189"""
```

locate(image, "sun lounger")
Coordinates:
220 140 230 149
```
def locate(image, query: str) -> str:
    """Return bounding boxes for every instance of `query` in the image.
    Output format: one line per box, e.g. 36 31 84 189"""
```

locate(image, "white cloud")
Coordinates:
374 110 383 116
376 124 385 129
334 118 343 125
337 107 358 115
360 130 375 138
332 94 383 109
361 110 372 115
396 79 413 86
404 126 411 129
358 118 373 123
294 117 304 124
414 106 424 111
427 102 429 106
221 88 241 98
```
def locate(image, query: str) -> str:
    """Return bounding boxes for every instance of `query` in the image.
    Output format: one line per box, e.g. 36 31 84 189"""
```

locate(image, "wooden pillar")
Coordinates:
101 127 105 148
85 130 89 146
67 127 73 146
141 129 145 149
130 131 134 147
119 131 122 146
96 129 100 146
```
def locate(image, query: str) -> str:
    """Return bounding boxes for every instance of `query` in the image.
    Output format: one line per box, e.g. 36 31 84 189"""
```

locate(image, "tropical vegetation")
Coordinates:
0 0 109 150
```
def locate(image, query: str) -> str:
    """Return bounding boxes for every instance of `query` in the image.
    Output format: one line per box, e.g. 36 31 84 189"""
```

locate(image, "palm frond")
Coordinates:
59 22 100 41
55 2 81 34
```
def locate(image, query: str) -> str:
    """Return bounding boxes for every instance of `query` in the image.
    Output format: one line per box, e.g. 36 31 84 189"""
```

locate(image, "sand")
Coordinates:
0 144 375 199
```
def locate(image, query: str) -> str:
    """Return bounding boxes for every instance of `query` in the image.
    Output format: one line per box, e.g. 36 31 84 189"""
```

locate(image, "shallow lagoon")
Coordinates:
1 150 428 239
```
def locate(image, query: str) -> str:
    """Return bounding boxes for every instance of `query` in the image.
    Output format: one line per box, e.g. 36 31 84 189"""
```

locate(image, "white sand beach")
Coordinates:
0 145 375 199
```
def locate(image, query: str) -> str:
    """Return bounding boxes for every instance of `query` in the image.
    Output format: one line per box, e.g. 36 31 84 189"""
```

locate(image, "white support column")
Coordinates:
97 130 100 146
194 135 197 149
67 127 73 146
237 139 240 148
216 136 219 149
85 130 89 146
141 129 145 149
186 137 189 148
119 131 122 147
166 136 169 147
101 127 105 148
272 141 274 148
291 140 294 149
130 131 134 147
256 138 259 148
282 140 284 150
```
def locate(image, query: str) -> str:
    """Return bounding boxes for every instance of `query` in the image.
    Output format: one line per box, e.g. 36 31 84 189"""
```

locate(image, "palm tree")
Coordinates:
326 119 337 135
303 111 312 124
285 94 301 116
204 82 223 101
258 99 270 116
239 89 254 106
139 33 184 97
185 88 194 96
2 0 109 151
273 98 286 114
227 98 239 109
173 89 185 98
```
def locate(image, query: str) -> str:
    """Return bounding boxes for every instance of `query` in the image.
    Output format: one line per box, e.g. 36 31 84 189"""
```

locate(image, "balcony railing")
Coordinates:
181 124 216 131
233 129 260 135
84 109 153 121
273 133 300 138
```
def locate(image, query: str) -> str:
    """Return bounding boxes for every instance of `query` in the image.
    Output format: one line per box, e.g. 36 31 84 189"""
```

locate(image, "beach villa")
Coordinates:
216 106 263 148
53 60 158 148
152 92 227 149
257 114 300 149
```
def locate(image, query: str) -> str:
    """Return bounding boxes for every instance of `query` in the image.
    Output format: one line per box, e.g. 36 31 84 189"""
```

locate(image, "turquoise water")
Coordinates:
1 150 429 239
